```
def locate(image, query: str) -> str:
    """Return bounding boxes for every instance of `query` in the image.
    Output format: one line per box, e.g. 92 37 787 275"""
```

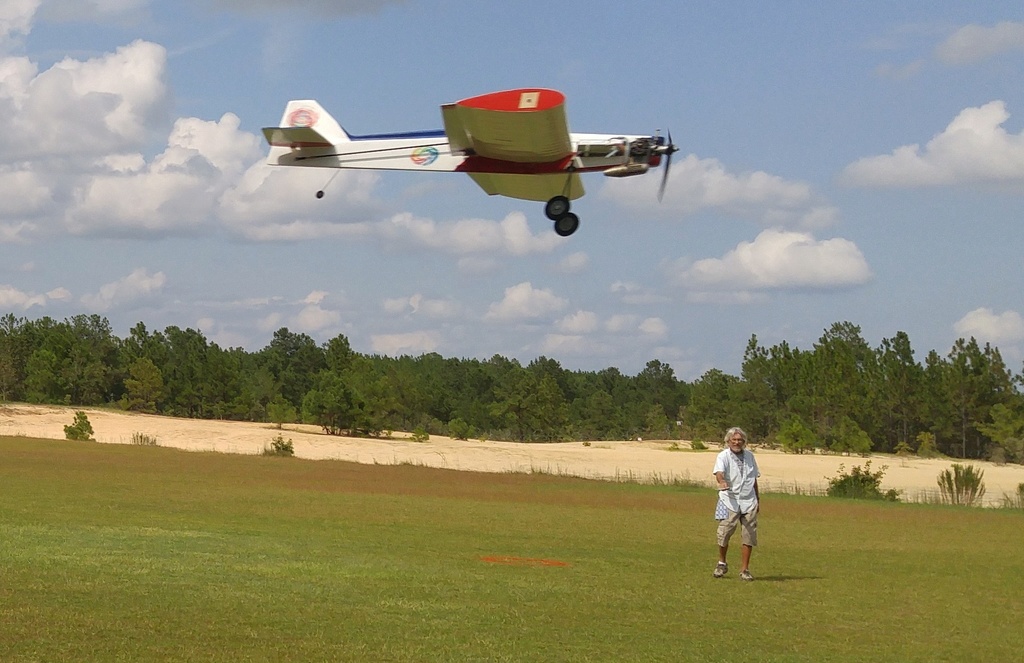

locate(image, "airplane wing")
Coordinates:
467 173 583 202
442 88 583 201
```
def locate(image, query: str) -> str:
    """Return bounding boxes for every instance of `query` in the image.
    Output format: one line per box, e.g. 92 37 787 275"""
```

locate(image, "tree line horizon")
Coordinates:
1 313 1022 463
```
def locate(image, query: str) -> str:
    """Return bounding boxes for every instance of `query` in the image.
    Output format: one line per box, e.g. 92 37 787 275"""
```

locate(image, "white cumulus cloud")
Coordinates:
0 0 39 47
292 304 340 333
540 333 609 356
382 293 461 318
556 310 598 334
936 21 1024 65
485 282 567 322
670 228 872 295
371 330 440 355
0 283 46 309
603 153 837 229
80 267 166 312
610 280 669 305
556 251 589 273
639 317 668 338
67 113 262 236
303 290 328 305
605 314 638 334
46 287 72 301
378 211 563 256
0 169 49 219
954 308 1024 344
4 40 169 158
841 101 1024 188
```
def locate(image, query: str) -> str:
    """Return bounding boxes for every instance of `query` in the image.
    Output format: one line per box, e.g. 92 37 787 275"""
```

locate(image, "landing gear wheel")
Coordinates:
545 195 571 220
554 212 580 237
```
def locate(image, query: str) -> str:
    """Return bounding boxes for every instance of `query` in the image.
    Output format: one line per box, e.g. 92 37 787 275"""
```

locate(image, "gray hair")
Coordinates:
724 427 748 443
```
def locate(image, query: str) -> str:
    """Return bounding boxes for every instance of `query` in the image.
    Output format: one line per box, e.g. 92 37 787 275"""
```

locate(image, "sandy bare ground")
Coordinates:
3 404 1023 506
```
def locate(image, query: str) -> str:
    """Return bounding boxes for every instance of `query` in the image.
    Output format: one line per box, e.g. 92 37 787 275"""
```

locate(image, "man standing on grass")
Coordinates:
712 426 760 581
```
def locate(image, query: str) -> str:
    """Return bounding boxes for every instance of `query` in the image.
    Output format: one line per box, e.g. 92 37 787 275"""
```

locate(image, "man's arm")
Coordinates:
714 471 729 490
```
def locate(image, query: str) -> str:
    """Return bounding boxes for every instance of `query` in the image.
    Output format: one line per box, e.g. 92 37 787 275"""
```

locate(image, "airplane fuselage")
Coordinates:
267 131 663 175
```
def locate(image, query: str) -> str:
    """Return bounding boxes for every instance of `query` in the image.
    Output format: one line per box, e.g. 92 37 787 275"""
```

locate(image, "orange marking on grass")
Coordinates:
480 555 570 567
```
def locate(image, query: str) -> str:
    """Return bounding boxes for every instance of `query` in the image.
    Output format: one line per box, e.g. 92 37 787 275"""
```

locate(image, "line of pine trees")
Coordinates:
1 314 1021 461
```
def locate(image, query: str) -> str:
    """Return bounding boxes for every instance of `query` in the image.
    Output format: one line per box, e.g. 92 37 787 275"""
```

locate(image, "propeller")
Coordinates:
657 129 678 202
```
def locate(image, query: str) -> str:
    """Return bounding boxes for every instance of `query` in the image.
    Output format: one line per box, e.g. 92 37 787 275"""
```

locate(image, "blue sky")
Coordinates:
2 1 1023 379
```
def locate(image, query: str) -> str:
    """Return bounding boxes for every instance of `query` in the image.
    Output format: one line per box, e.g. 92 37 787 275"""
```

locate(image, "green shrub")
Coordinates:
63 411 94 441
263 434 294 457
988 445 1007 465
937 464 986 506
893 440 913 456
827 416 873 456
826 461 899 501
1000 483 1024 510
410 427 429 443
916 432 940 458
690 439 708 451
976 404 1024 464
130 432 158 446
778 416 816 454
266 398 298 430
447 417 474 441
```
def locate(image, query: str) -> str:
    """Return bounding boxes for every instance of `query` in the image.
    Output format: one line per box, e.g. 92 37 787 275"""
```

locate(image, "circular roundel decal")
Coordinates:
287 108 318 128
410 146 439 166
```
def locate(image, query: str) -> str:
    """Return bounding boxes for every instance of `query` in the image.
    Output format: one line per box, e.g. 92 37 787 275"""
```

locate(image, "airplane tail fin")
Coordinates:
262 100 351 155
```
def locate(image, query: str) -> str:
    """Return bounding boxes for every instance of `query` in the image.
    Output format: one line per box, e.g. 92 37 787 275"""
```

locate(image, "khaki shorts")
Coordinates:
717 508 758 547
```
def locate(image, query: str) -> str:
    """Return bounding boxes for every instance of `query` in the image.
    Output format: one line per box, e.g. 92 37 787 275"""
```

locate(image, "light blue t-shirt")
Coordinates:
713 448 760 517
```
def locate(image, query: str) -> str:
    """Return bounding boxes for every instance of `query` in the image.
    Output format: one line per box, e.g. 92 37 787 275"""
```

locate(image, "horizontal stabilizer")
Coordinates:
262 99 351 149
262 126 333 148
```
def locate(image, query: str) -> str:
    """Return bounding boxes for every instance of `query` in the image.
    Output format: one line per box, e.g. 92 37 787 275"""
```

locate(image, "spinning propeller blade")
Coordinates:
658 129 678 202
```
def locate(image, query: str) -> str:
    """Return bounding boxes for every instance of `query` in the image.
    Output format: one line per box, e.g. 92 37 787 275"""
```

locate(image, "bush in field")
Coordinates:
778 416 816 454
266 398 298 430
976 404 1024 464
131 432 157 446
263 434 294 457
410 427 429 443
937 464 986 506
915 431 940 458
1001 483 1024 510
63 411 94 441
827 416 872 456
826 461 899 501
447 417 474 441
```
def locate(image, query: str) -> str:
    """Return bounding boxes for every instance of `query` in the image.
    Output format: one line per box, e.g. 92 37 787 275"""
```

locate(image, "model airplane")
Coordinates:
262 88 677 236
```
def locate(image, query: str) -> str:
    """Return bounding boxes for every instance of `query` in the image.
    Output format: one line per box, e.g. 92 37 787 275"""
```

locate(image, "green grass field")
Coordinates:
1 437 1020 662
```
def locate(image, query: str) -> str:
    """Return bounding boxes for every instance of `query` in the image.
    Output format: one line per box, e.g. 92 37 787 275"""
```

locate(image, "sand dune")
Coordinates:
3 403 1023 506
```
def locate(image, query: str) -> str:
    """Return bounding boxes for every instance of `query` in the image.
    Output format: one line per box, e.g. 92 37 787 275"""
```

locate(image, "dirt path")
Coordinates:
3 404 1023 506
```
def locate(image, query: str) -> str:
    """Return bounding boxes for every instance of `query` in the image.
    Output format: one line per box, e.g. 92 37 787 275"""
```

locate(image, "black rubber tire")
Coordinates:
545 196 571 220
554 212 580 237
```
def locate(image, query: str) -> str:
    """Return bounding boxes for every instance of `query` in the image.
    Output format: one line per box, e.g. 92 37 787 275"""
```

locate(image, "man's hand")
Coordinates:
717 479 730 490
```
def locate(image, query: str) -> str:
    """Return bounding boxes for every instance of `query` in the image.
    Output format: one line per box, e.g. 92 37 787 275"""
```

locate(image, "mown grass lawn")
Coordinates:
1 436 1020 662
